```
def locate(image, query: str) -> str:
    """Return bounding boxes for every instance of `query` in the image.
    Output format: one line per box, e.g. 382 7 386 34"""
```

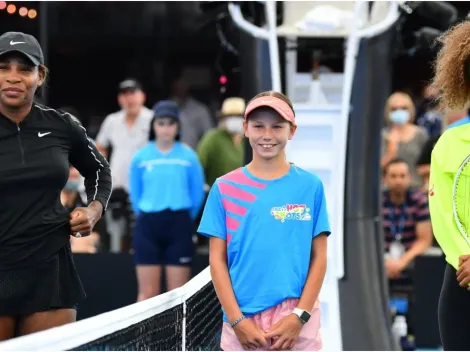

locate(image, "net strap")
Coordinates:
0 266 212 351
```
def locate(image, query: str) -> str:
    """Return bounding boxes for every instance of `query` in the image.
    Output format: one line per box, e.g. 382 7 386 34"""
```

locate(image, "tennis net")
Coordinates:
0 266 222 351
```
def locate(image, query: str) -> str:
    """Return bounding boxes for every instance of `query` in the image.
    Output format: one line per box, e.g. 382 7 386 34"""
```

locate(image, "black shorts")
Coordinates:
438 263 470 350
133 209 194 266
0 243 87 317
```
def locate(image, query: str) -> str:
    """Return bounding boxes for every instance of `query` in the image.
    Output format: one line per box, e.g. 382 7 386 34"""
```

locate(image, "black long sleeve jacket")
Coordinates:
0 104 112 270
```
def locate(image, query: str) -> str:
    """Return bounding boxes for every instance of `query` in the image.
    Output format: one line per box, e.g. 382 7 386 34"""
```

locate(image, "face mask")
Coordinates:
389 109 410 125
224 116 244 134
64 180 80 192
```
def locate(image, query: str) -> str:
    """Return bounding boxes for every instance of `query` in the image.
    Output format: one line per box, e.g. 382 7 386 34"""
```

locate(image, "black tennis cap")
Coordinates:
118 79 142 93
0 32 44 66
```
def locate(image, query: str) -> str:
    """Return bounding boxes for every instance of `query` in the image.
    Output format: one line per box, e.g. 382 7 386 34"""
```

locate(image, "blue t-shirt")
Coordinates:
129 142 205 219
197 165 331 322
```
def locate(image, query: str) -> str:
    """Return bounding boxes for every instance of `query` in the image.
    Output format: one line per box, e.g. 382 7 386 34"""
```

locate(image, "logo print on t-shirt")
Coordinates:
270 204 311 222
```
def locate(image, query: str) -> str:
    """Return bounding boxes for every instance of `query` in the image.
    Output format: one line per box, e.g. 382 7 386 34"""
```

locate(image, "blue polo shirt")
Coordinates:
197 165 331 322
129 142 205 219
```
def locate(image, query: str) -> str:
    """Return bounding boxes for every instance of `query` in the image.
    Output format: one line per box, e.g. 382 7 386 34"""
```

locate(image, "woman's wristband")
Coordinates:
231 315 245 328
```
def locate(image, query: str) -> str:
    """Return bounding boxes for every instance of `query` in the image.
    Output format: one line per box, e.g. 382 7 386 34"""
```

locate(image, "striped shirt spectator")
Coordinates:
382 189 430 251
382 158 433 280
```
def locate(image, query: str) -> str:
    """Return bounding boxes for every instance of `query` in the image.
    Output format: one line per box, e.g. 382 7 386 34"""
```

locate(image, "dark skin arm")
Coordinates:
70 200 103 237
456 255 470 289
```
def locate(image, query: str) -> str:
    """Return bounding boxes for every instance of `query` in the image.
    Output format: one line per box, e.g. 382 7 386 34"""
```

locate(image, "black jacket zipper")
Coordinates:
17 126 25 165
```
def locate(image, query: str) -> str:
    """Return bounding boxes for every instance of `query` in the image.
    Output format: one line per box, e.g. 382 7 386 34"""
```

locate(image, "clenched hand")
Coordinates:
70 202 102 237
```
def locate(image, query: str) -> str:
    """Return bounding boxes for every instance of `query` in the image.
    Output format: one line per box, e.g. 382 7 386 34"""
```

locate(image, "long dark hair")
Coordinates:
148 115 181 141
433 21 470 109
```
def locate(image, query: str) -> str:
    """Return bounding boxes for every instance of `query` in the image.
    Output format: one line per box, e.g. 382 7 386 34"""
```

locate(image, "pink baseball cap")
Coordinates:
244 96 296 126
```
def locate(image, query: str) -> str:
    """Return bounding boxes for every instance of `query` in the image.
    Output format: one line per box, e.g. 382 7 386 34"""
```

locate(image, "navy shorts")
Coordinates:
133 209 194 266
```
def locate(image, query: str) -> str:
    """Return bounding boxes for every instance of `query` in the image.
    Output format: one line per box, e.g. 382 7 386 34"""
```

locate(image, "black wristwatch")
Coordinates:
293 308 311 324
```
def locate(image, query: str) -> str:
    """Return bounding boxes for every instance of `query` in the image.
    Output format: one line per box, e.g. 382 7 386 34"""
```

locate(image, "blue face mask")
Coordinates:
64 180 80 192
389 109 410 125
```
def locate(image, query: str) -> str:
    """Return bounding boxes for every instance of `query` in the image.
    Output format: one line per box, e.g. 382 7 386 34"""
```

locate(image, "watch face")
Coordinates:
300 311 311 322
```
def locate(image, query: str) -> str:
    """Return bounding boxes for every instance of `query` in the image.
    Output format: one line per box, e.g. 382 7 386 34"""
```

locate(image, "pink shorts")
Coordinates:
221 298 322 351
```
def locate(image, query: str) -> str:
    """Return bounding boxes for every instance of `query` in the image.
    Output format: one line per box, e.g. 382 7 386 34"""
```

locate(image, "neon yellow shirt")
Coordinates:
429 124 470 270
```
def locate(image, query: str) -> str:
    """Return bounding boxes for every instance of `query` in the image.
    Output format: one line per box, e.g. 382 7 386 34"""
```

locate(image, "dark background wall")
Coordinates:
74 252 209 320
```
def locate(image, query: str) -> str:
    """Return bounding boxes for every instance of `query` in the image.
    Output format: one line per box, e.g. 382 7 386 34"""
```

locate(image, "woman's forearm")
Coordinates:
297 234 328 312
210 257 243 323
381 142 398 168
381 152 396 168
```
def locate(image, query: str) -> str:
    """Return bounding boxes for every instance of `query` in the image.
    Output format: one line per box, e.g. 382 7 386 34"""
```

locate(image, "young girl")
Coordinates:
129 100 205 301
198 91 330 351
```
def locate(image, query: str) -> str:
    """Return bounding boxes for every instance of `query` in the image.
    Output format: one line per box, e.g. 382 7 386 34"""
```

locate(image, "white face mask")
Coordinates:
224 116 244 134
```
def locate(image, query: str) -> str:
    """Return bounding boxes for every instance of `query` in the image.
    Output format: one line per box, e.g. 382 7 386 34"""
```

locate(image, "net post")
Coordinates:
182 292 187 351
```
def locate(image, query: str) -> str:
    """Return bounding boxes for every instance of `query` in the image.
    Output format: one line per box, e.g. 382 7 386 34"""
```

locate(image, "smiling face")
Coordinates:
244 107 296 160
0 52 45 109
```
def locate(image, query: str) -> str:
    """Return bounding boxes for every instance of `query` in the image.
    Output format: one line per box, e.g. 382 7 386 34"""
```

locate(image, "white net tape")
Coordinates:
0 266 214 351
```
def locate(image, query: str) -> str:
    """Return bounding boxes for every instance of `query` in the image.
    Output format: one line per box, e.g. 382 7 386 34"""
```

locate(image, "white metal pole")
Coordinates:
284 36 297 98
265 0 282 92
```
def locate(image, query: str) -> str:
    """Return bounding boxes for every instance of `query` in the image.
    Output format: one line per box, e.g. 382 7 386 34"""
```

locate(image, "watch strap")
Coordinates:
293 308 311 323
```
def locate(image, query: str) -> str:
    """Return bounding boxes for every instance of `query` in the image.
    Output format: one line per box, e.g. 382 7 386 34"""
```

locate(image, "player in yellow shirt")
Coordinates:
430 20 470 350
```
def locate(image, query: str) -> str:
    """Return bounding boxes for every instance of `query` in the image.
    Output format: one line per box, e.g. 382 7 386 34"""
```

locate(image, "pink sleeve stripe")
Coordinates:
218 182 256 202
222 198 248 216
227 233 233 245
221 168 267 189
226 215 240 232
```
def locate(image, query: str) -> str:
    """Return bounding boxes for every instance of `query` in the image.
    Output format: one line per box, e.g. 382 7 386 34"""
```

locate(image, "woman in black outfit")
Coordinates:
0 32 112 340
431 21 470 350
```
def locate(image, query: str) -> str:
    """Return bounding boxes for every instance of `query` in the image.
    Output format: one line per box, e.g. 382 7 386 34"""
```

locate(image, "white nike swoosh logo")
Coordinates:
10 41 25 46
38 132 51 137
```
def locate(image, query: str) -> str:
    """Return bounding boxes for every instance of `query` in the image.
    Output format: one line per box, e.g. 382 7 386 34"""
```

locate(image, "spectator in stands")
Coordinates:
416 84 443 138
381 92 429 189
170 74 213 150
129 101 205 301
382 159 432 279
61 167 100 254
95 79 153 253
197 97 245 188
